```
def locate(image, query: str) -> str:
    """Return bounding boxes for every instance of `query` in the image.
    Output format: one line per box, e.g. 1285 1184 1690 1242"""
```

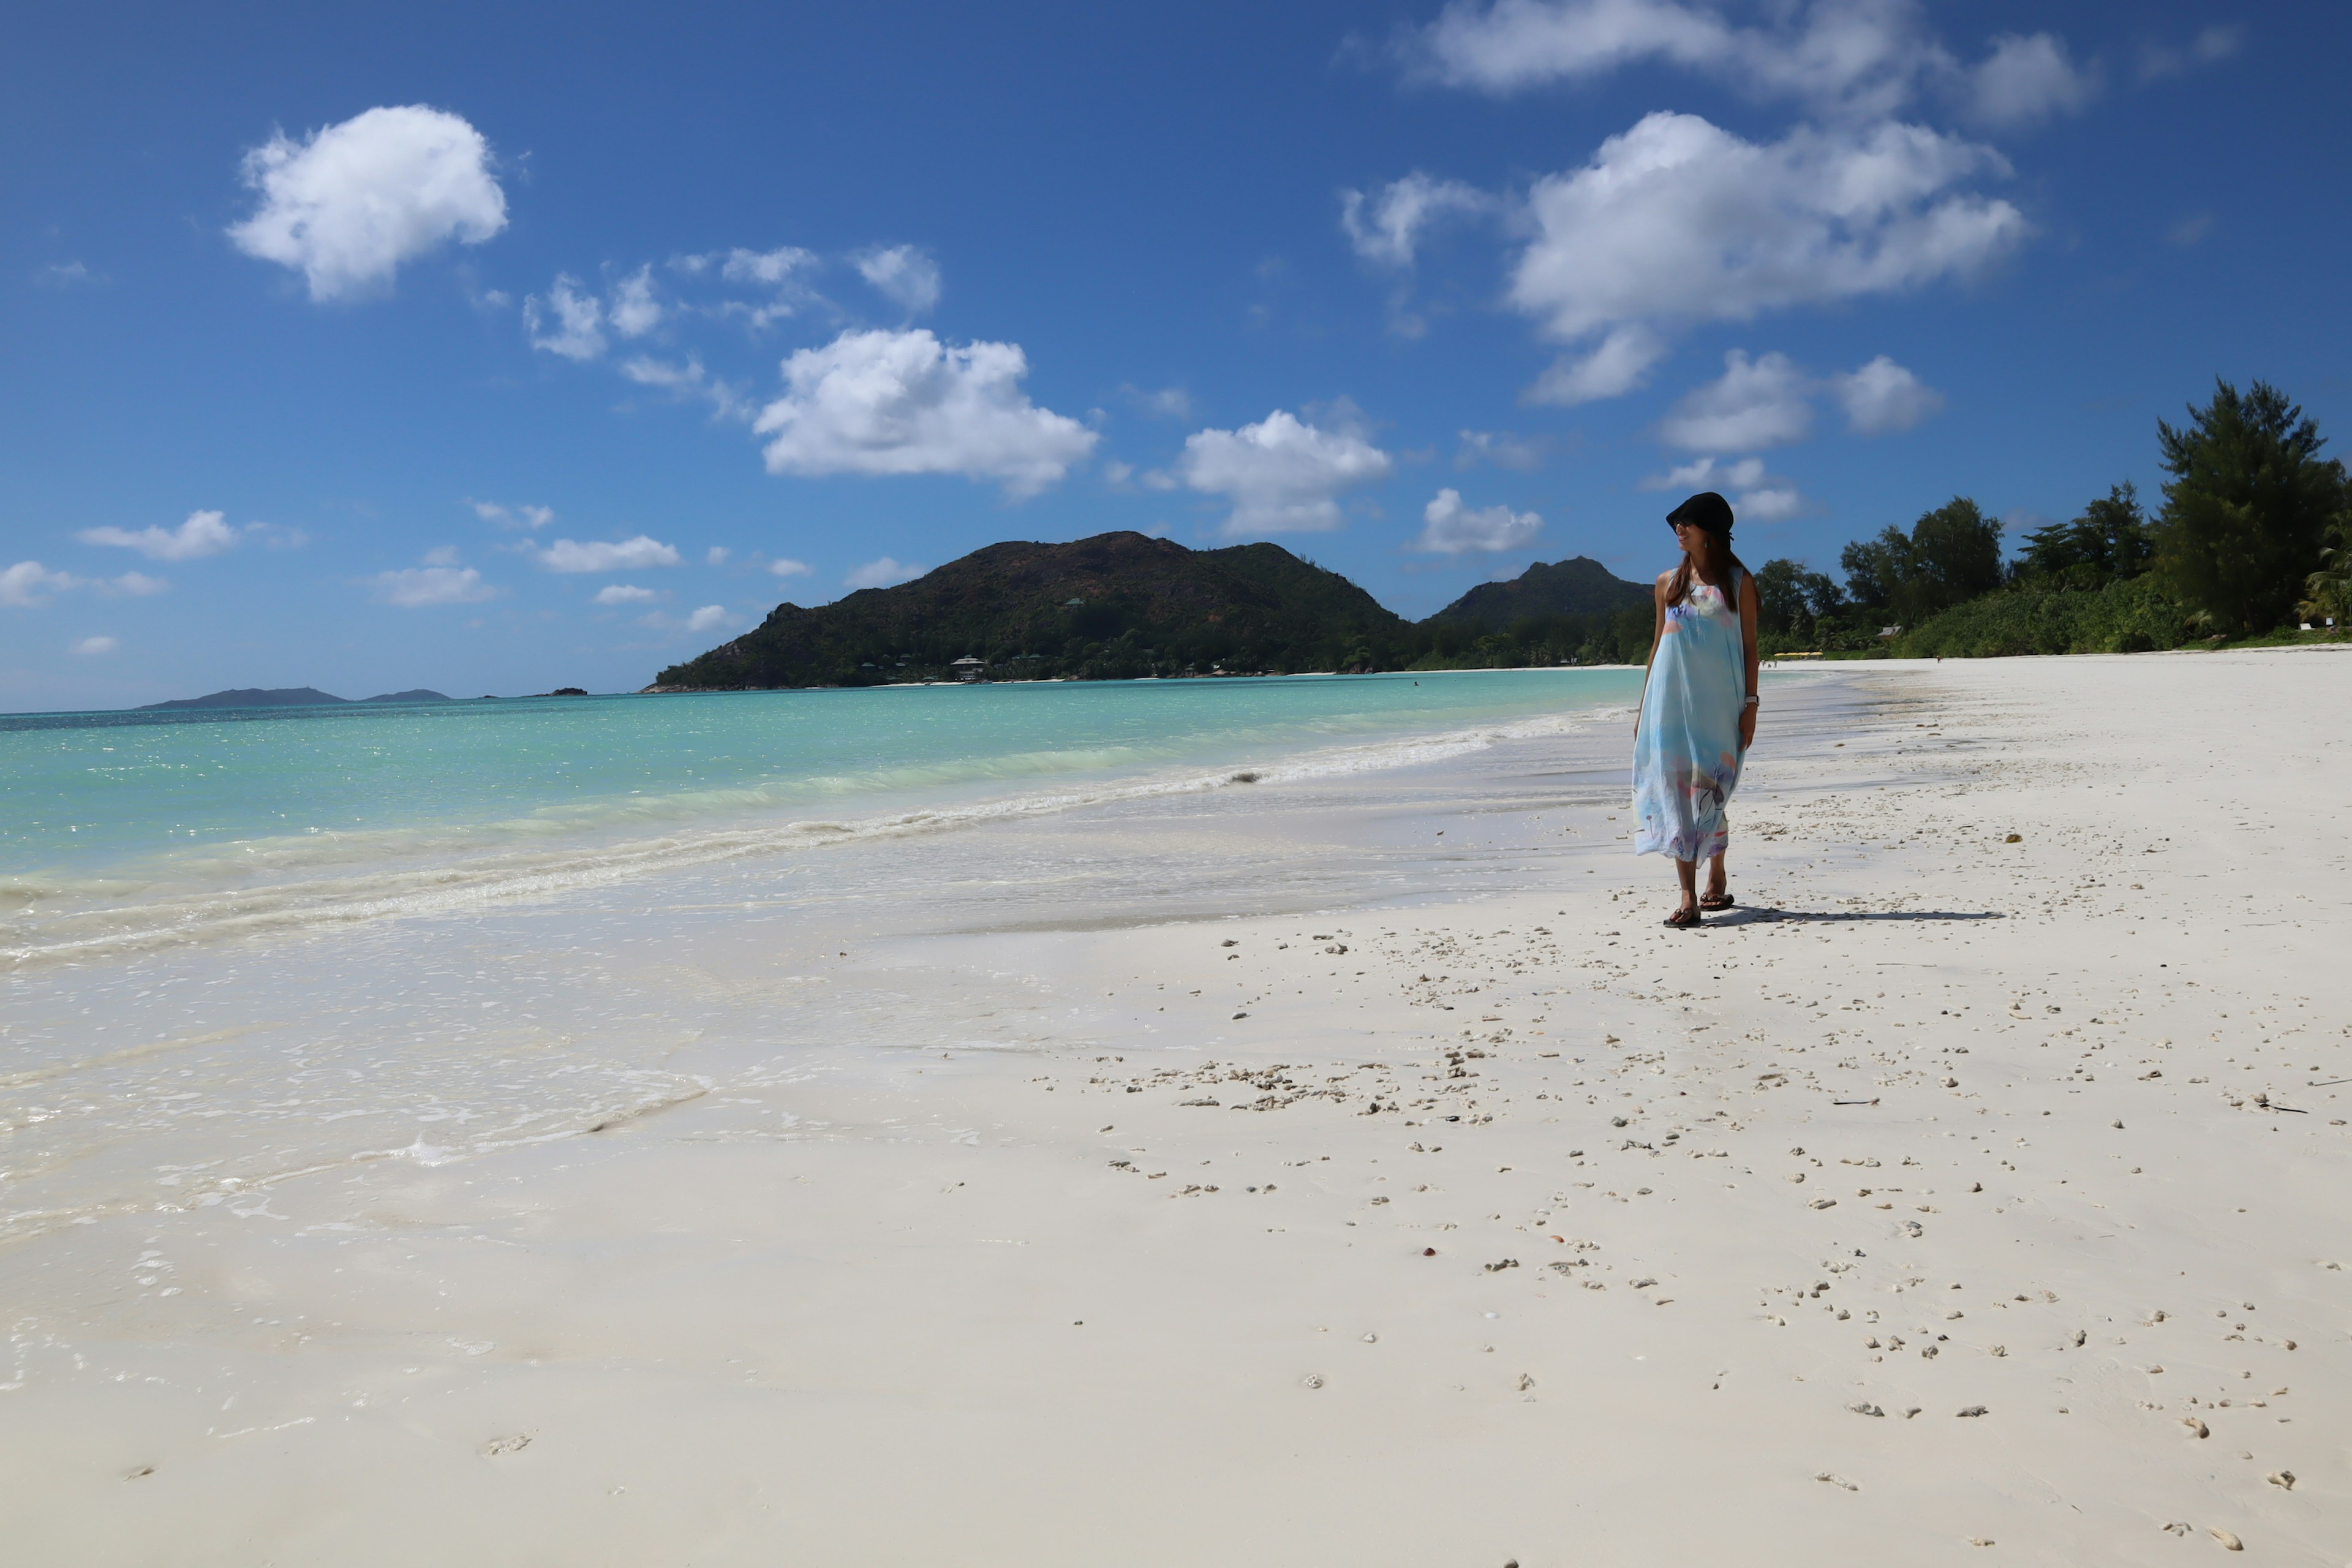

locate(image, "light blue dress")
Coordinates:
1632 568 1747 862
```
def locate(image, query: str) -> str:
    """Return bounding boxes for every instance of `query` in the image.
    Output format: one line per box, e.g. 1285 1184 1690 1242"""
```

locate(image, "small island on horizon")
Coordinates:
137 687 455 712
129 687 606 713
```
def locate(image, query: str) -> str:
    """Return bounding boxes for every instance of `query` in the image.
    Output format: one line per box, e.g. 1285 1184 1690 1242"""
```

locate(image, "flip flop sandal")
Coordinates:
1699 890 1735 910
1665 907 1703 929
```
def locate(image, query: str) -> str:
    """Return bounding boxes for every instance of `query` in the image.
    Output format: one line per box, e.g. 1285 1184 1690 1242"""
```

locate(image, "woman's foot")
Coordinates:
1665 905 1702 928
1699 886 1733 911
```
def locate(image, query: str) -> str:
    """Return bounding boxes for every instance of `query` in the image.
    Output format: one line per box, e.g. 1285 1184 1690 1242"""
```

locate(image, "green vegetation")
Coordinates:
2304 521 2352 626
1423 556 1652 628
2015 483 2153 587
2153 380 2348 635
1890 576 2190 658
655 532 1428 688
1760 379 2349 662
1840 496 2006 626
1409 601 1657 671
652 378 2350 690
654 533 1673 690
1405 554 1657 669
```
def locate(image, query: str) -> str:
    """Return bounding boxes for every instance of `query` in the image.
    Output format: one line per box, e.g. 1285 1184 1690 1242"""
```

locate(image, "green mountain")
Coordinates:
1427 556 1653 628
653 531 1417 688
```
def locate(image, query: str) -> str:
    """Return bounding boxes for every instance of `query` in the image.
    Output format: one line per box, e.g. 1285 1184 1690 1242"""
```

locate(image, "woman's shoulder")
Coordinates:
1653 568 1675 590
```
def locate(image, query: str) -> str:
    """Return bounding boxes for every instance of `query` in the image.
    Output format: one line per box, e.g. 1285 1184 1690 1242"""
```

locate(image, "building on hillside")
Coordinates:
951 655 987 682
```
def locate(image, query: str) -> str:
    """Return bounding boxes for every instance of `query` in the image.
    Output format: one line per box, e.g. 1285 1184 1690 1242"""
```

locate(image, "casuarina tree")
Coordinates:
2154 379 2348 635
1840 497 2003 627
1754 558 1844 637
2016 483 2155 588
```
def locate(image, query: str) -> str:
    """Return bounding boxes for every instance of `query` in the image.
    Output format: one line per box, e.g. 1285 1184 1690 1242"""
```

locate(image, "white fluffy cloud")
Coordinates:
1649 454 1768 491
593 584 658 605
1525 324 1666 406
1121 384 1196 421
769 557 812 578
1734 484 1804 521
692 246 824 330
845 557 926 590
1642 454 1803 522
228 105 506 301
1178 410 1395 537
1656 349 1940 452
620 355 747 418
1 561 77 607
1455 429 1548 471
1657 350 1814 451
1509 113 2024 355
1407 0 2094 128
1341 174 1494 267
1415 489 1542 554
754 329 1097 496
525 274 608 361
1966 33 2097 129
534 536 682 573
2138 26 2241 84
712 246 818 287
104 571 168 597
1409 0 1924 112
854 245 943 314
369 565 497 607
609 266 663 337
1834 354 1943 433
78 509 237 560
472 499 555 530
524 266 668 362
73 635 118 655
682 604 729 633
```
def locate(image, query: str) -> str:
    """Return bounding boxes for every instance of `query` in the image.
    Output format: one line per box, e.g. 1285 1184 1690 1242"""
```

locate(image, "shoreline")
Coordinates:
3 654 2348 1562
1 668 1658 970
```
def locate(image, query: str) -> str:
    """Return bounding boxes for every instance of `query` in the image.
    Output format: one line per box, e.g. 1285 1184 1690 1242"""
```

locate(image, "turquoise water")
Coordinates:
1 669 1642 959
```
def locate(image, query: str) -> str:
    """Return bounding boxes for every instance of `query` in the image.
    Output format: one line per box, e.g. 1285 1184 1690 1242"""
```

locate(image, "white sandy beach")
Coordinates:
6 649 2351 1565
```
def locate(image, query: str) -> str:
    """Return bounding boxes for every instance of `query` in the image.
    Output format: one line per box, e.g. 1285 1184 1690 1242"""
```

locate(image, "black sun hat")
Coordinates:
1666 491 1735 537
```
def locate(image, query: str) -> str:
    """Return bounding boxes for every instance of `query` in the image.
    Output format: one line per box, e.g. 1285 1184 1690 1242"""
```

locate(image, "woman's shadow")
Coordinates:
1704 907 2003 927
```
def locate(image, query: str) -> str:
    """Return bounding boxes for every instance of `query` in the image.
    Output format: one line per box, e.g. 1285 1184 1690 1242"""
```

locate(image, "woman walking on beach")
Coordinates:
1633 491 1761 927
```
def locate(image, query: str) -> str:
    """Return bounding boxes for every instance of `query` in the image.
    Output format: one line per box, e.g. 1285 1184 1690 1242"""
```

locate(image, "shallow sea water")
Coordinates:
2 668 1679 1243
1 671 1641 963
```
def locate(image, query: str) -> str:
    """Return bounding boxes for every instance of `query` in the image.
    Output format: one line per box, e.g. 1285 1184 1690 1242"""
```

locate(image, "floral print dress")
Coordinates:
1632 568 1747 862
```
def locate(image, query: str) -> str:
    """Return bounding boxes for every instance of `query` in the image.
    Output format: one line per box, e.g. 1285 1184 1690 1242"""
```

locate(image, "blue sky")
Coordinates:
3 0 2343 709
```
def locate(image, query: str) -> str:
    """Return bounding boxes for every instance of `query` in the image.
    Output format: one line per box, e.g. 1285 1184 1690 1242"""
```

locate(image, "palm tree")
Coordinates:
2300 518 2352 627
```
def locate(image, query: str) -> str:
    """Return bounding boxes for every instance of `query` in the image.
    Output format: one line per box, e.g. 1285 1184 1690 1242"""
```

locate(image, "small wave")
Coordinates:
1 701 1627 970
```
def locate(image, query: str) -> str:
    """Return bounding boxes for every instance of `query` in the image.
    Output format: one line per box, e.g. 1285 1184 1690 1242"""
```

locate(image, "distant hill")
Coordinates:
1427 556 1653 628
140 687 351 711
138 687 450 711
653 531 1416 688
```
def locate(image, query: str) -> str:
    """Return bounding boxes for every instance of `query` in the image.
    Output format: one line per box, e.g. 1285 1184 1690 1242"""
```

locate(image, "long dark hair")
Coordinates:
1665 491 1745 608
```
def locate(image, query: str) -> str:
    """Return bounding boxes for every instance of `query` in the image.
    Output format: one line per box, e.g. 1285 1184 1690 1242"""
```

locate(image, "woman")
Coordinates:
1632 491 1761 928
